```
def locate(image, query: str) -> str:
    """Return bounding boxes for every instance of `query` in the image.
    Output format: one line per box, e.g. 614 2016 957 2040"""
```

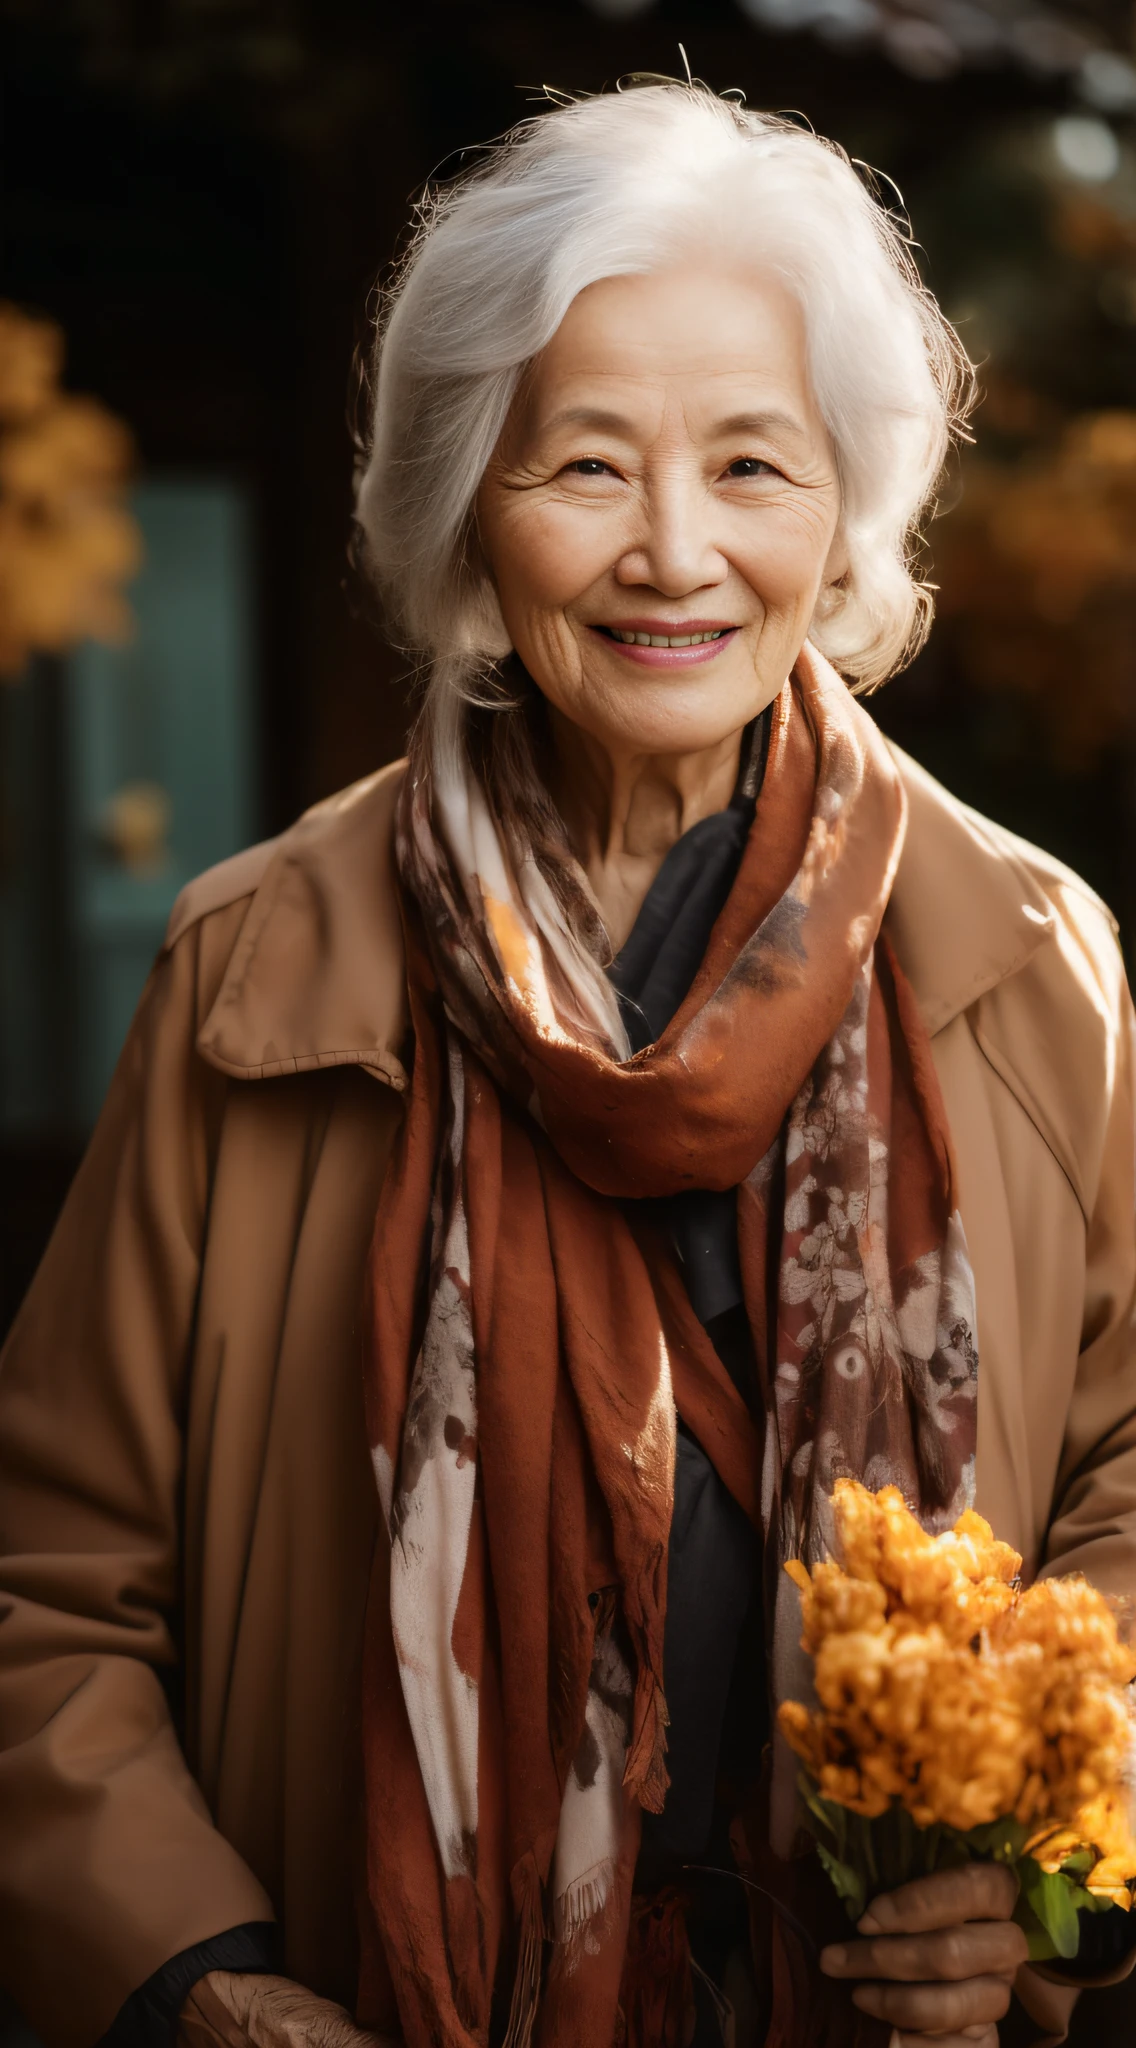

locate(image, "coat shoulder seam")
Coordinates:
163 840 281 953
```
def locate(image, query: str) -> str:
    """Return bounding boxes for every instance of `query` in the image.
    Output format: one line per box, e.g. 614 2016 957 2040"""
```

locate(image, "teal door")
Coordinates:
0 478 257 1133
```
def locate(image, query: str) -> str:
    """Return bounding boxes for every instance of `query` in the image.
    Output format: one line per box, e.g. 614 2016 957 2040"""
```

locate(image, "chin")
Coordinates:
603 686 765 757
601 717 749 759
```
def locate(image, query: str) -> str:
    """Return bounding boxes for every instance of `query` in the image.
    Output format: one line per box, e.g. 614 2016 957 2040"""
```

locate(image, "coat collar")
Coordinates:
191 760 412 1090
883 742 1056 1035
190 742 1056 1087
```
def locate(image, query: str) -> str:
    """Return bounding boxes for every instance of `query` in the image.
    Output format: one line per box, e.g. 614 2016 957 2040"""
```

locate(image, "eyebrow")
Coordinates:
541 404 810 442
542 406 639 436
715 409 810 443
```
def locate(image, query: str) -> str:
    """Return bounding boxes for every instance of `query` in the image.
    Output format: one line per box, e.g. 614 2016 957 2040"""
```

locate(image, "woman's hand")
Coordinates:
818 1863 1029 2046
178 1970 400 2048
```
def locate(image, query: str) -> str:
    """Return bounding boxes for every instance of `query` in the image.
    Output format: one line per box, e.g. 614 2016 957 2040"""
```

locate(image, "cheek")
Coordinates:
491 502 617 614
734 505 839 613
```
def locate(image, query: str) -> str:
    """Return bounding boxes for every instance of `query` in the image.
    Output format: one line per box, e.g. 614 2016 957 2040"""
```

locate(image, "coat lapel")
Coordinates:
186 739 1059 1087
882 744 1055 1034
190 762 410 1089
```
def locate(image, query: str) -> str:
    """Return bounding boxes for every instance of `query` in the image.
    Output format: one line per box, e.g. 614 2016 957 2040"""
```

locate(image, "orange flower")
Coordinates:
778 1483 1136 1898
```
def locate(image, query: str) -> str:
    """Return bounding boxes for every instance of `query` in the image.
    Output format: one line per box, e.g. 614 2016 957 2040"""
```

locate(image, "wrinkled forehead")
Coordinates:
509 264 832 456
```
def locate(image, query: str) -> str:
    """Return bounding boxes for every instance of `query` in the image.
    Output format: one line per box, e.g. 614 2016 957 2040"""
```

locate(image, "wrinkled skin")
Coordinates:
475 262 846 949
819 1862 1029 2046
181 1862 1026 2046
177 1971 397 2048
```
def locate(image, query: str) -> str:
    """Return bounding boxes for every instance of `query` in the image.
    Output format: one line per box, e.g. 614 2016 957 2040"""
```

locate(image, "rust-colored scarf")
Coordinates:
357 648 978 2048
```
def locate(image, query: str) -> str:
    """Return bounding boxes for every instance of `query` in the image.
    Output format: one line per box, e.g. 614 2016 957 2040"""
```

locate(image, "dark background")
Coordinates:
1 2 1135 2036
2 3 1136 1317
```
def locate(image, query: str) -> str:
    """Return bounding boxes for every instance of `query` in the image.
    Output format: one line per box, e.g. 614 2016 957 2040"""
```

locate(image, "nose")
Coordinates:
614 468 729 597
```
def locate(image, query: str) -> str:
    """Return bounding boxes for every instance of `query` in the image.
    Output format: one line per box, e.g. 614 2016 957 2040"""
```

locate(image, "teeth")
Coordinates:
609 628 727 647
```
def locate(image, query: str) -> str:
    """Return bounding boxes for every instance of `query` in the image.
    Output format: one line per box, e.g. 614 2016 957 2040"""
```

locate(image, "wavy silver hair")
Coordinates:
355 83 973 762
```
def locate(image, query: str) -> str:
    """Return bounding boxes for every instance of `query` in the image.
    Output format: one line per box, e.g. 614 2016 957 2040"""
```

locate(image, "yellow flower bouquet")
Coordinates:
778 1481 1136 1961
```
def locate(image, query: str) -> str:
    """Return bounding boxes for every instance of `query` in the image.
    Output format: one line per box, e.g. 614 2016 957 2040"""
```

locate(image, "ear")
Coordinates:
822 523 850 590
811 527 851 631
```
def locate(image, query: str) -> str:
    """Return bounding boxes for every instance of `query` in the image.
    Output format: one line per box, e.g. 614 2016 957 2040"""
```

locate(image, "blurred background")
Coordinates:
3 10 1136 1315
4 2 1136 1338
0 3 1134 2042
0 9 1135 1292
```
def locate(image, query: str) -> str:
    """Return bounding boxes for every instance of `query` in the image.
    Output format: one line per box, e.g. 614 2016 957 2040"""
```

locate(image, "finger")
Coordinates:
857 1863 1019 1936
253 1993 384 2048
881 2026 996 2048
180 1979 255 2048
219 1978 390 2048
850 1975 1014 2031
820 1919 1029 1981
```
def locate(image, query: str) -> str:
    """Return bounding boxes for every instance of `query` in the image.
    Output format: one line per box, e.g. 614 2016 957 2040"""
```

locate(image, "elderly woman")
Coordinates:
1 82 1135 2048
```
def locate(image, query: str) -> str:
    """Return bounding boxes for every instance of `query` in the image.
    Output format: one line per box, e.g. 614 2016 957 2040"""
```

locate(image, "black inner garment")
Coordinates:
609 708 770 1338
609 712 769 1909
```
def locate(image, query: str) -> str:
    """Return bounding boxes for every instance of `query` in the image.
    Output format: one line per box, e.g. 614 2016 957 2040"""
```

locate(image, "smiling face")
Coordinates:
476 263 847 764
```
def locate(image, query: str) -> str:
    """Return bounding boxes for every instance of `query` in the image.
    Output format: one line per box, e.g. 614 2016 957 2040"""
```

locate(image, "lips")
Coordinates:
594 619 739 642
590 622 740 669
607 627 729 648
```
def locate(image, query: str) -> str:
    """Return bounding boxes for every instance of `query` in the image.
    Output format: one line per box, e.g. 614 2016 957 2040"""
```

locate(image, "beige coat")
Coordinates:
2 747 1135 2048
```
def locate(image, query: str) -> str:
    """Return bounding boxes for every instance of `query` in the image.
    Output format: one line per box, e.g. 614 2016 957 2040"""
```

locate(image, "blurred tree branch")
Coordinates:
934 410 1136 767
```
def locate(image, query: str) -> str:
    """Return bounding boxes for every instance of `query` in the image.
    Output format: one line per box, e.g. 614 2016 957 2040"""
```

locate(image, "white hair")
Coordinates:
355 83 973 759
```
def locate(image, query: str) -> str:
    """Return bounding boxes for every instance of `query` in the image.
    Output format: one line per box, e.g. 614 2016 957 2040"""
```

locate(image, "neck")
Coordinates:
548 708 744 952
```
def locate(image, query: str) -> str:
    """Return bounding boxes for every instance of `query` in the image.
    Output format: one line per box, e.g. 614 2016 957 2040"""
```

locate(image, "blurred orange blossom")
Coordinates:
0 303 141 678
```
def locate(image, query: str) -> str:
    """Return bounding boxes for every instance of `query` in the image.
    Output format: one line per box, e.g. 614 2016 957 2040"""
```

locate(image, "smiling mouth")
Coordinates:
596 626 735 648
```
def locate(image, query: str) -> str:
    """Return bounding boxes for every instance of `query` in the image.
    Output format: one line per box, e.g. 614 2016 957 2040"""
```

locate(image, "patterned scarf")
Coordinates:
357 646 978 2048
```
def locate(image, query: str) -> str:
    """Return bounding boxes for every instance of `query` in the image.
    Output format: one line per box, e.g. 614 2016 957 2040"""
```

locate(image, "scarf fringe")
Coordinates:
624 1674 669 1815
553 1855 615 1941
618 1886 695 2048
502 1854 545 2048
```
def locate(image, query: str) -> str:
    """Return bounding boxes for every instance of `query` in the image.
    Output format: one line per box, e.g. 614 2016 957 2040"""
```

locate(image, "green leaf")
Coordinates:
793 1775 1134 1965
1067 1875 1126 1917
801 1781 844 1854
952 1817 1030 1865
1013 1884 1058 1963
815 1840 867 1923
1018 1859 1084 1961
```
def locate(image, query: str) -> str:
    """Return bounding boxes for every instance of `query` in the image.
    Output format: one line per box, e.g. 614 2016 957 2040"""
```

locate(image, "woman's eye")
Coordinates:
726 457 775 479
565 458 613 477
